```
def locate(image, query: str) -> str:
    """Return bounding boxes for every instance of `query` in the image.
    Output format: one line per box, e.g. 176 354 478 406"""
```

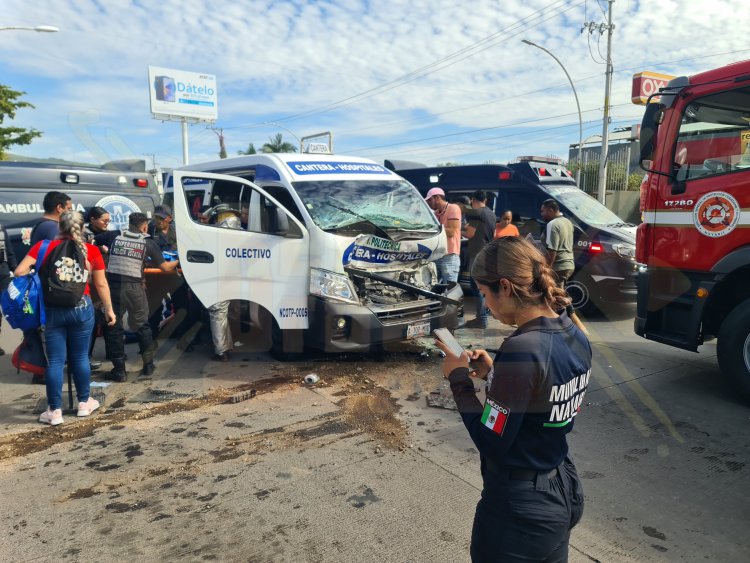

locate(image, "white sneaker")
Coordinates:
77 397 100 417
39 408 64 426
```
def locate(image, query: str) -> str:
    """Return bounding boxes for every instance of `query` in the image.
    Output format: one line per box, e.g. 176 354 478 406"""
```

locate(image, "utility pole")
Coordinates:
143 153 157 171
583 0 615 206
211 127 227 159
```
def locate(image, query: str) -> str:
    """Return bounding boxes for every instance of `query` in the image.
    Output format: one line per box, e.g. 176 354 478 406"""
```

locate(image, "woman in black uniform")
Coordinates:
436 236 592 563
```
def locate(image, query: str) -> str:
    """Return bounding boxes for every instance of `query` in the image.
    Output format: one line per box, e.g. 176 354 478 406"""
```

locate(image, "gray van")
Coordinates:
0 162 160 259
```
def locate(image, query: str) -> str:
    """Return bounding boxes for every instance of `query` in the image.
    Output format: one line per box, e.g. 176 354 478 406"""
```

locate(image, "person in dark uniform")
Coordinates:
83 206 119 369
104 213 179 382
436 236 592 563
0 222 19 355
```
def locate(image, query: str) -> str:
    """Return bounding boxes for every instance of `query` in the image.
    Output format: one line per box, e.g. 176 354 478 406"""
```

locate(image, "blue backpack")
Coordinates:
1 240 50 331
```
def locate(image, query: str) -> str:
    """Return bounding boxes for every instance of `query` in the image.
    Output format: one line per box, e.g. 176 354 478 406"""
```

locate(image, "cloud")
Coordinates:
1 0 749 166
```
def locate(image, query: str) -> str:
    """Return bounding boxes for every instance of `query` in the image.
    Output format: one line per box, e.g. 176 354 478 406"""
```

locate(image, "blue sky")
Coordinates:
2 0 749 170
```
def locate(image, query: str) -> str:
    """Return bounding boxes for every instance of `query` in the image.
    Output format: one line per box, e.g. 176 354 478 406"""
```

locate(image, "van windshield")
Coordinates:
546 186 630 227
292 180 440 234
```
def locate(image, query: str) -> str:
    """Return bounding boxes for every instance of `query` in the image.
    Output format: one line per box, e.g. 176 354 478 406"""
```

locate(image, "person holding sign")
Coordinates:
435 236 592 563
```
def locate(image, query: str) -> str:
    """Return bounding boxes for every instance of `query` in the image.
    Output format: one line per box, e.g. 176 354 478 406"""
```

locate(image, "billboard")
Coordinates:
631 71 676 105
148 66 218 122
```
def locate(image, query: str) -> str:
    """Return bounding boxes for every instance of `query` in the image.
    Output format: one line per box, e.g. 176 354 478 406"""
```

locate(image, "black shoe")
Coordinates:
89 359 102 370
141 362 156 377
212 352 230 363
0 347 5 356
463 318 489 329
105 368 128 382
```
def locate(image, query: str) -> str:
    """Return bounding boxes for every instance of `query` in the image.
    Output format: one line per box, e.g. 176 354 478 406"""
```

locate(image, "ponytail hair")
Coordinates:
471 236 570 312
58 210 88 259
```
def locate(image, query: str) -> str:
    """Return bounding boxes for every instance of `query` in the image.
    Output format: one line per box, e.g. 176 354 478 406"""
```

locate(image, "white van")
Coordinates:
166 153 463 358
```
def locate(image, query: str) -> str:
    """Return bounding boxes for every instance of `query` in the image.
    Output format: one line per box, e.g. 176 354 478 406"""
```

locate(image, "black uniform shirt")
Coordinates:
449 313 592 474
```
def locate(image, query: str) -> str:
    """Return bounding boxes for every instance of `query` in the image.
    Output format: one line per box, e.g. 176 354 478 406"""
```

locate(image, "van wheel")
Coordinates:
270 318 306 361
565 277 596 314
717 299 750 401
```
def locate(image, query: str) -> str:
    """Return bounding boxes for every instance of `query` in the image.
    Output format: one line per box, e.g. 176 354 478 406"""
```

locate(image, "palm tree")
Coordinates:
261 133 297 153
237 143 257 155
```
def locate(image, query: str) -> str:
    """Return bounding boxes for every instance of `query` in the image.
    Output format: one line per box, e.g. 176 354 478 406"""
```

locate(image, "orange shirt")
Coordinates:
494 223 520 239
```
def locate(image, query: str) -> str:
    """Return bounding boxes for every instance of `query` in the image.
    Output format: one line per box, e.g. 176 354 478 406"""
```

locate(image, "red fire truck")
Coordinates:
636 59 750 399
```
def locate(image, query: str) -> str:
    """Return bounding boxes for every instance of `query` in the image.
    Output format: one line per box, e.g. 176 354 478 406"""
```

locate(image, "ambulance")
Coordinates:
166 153 463 358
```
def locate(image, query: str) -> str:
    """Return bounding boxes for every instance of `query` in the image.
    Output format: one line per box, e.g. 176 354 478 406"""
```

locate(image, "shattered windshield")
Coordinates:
292 180 440 233
546 186 628 228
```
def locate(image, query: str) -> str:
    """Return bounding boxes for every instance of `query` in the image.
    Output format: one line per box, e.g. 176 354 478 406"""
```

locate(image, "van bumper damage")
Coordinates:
306 269 464 353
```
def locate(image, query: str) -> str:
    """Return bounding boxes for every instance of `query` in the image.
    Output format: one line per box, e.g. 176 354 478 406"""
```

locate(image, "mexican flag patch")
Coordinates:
480 398 509 435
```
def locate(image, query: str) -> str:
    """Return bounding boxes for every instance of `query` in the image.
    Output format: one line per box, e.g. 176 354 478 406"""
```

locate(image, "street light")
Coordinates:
521 39 583 187
255 122 303 152
0 25 59 32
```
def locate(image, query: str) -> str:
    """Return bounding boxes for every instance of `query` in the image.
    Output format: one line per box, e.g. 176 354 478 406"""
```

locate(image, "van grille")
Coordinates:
372 301 443 325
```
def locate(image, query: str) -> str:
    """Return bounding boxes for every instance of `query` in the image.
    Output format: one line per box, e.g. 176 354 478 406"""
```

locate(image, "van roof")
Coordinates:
177 153 400 182
0 161 153 191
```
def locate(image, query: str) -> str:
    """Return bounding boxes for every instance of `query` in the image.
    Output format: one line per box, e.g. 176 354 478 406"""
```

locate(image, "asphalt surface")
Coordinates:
0 299 747 562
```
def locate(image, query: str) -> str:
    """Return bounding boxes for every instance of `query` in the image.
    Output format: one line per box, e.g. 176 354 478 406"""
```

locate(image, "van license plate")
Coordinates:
406 321 431 339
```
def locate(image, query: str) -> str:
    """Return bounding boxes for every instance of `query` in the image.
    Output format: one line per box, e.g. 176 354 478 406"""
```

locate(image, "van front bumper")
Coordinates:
305 284 464 353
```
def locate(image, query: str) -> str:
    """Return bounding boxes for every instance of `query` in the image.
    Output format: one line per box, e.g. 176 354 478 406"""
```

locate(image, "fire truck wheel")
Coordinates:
717 300 750 401
565 277 596 314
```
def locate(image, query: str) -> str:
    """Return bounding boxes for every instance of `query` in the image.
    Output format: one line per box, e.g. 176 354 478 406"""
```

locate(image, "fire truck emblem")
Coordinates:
693 191 741 238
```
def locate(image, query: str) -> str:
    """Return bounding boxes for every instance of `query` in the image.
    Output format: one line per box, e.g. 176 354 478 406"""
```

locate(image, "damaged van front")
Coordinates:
171 153 462 358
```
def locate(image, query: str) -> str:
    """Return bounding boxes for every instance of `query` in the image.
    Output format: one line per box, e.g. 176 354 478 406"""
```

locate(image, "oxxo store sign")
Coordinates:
631 71 676 105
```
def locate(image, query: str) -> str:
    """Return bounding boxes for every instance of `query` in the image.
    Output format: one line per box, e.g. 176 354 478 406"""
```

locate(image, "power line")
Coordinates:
348 103 633 154
223 0 583 130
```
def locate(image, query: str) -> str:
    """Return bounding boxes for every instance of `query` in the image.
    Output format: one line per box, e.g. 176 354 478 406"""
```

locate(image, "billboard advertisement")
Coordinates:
631 71 676 105
148 66 218 122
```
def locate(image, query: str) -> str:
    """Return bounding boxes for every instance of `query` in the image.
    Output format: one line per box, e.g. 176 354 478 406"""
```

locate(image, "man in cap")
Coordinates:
425 187 462 284
149 204 177 252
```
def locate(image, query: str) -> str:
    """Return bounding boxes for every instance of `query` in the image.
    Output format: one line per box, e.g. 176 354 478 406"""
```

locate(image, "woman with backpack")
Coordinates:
14 210 116 426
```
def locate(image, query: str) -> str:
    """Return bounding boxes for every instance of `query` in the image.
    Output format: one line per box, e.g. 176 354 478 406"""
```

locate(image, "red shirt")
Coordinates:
28 240 104 296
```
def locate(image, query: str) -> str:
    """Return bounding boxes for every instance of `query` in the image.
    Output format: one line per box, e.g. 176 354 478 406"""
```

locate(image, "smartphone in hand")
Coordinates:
433 328 465 357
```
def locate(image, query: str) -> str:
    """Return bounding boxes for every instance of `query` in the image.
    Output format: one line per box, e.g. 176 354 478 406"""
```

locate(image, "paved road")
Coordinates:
0 302 747 562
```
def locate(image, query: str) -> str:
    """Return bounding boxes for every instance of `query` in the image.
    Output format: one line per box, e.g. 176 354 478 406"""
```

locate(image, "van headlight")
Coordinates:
612 243 635 258
310 268 359 304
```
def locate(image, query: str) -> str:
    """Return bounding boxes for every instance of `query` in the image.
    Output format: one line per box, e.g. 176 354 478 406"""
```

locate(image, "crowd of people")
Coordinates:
0 192 257 426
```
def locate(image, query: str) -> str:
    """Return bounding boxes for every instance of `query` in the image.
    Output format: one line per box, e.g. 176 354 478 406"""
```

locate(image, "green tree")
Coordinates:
261 133 297 154
237 142 257 155
628 171 645 191
0 85 42 160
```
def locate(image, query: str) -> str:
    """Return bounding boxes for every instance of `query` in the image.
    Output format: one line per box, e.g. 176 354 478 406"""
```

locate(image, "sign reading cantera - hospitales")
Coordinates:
631 71 676 105
148 66 218 122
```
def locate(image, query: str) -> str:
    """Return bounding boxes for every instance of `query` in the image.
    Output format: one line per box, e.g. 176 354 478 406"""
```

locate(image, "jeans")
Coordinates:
470 277 489 325
44 296 95 410
436 253 460 284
